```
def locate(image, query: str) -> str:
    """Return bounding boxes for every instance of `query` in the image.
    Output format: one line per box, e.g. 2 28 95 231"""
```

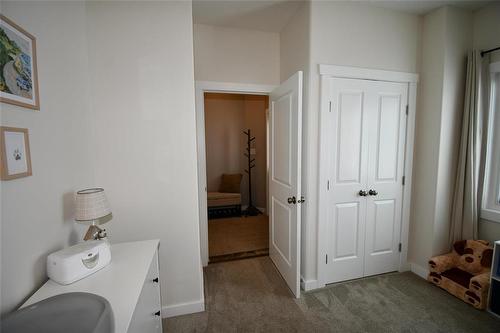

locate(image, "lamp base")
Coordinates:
83 225 107 241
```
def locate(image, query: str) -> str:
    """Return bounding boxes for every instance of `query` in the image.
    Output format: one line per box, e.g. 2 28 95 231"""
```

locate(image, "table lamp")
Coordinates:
75 188 112 241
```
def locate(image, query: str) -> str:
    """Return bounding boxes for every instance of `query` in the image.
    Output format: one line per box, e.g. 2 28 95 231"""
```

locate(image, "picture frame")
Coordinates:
0 126 32 180
0 14 40 110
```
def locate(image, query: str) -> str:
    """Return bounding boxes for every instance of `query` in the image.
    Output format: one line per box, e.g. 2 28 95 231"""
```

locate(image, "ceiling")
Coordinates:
192 0 494 33
192 0 302 32
371 0 494 15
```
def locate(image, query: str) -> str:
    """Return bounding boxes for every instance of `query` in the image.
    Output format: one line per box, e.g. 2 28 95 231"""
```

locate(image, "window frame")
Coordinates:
481 61 500 223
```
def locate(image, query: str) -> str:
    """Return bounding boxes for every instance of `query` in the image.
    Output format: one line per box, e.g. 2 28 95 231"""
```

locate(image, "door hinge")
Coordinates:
398 243 402 252
329 101 332 112
402 176 406 186
327 180 330 190
406 105 409 115
326 254 328 264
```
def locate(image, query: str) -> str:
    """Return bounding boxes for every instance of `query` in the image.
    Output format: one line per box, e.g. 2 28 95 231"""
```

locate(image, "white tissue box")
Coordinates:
47 240 111 285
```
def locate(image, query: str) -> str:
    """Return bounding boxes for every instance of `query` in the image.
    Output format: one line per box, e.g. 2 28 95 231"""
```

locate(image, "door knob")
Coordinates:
369 189 378 196
358 190 368 197
287 196 297 204
297 196 305 203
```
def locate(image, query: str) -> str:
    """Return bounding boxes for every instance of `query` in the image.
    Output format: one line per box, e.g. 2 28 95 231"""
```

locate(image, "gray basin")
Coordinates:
1 292 114 333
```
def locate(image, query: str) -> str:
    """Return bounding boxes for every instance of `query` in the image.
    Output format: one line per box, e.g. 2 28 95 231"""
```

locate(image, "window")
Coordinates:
482 61 500 223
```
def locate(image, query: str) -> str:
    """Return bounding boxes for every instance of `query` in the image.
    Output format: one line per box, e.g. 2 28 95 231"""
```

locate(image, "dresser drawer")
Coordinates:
128 249 162 333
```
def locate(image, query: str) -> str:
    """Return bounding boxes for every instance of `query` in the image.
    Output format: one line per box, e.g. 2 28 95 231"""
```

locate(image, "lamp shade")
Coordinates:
75 188 112 224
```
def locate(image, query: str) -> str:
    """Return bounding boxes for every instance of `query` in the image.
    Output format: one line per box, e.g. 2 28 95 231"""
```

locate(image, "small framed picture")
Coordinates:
0 126 32 180
0 14 40 110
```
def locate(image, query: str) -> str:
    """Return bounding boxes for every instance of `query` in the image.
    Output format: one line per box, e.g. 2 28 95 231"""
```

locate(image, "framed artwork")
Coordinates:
0 14 39 110
0 126 32 180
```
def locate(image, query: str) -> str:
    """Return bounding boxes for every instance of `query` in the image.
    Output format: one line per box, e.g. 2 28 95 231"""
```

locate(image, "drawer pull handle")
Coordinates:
153 277 159 283
155 311 161 317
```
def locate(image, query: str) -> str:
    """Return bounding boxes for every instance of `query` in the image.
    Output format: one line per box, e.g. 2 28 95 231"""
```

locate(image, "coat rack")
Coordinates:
243 129 261 216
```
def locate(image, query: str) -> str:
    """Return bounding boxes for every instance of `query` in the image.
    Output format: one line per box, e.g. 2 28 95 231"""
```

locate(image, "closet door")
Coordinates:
325 78 408 284
326 78 371 283
363 81 408 276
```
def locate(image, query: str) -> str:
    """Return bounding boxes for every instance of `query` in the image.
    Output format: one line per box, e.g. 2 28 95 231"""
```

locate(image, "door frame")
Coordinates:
316 65 419 288
195 81 277 266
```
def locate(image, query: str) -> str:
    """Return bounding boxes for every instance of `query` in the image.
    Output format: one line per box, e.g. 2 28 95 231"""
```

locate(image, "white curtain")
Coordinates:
449 50 482 244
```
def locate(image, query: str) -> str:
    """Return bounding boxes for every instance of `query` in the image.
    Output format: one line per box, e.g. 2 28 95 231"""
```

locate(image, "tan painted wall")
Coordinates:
243 95 268 210
204 93 268 209
204 94 245 193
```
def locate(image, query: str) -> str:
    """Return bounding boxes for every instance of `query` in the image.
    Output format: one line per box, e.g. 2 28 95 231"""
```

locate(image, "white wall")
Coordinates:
303 1 421 283
1 0 204 318
434 7 472 254
193 23 280 85
85 1 204 314
408 7 446 270
473 2 500 63
280 1 310 83
409 6 473 269
474 2 500 242
0 1 93 315
409 3 500 269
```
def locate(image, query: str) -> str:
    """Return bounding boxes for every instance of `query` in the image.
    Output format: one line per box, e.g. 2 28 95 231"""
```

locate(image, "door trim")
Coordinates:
319 64 419 83
317 65 418 288
195 81 277 267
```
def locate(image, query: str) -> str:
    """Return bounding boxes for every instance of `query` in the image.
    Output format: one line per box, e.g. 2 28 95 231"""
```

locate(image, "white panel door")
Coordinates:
364 81 407 276
269 71 302 298
326 78 408 284
327 78 370 283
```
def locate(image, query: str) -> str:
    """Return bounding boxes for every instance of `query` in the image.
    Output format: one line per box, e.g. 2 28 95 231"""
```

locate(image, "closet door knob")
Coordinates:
369 189 378 196
358 190 368 197
287 196 297 204
153 277 159 283
154 311 161 317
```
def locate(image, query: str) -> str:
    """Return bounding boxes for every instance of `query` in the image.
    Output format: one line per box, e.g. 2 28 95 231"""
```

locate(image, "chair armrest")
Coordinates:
470 272 491 293
428 253 456 273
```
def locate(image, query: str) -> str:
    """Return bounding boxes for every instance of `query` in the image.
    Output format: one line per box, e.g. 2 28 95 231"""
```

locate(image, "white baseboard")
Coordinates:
410 262 429 280
162 299 205 318
300 278 319 291
399 261 411 272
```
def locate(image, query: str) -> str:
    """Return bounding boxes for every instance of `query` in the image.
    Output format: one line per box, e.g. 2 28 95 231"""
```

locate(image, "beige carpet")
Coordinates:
208 215 269 259
164 257 499 332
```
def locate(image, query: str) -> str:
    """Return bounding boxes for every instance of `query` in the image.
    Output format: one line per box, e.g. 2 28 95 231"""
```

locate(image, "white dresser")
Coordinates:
22 240 162 333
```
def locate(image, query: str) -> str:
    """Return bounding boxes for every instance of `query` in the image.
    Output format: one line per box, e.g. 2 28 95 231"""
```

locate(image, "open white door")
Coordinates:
268 71 302 298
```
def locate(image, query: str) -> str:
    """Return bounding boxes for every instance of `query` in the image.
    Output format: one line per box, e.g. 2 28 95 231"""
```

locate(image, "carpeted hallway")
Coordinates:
164 256 499 332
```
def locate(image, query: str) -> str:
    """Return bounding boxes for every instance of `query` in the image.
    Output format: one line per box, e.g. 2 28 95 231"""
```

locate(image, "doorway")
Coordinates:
203 92 269 263
196 74 303 298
